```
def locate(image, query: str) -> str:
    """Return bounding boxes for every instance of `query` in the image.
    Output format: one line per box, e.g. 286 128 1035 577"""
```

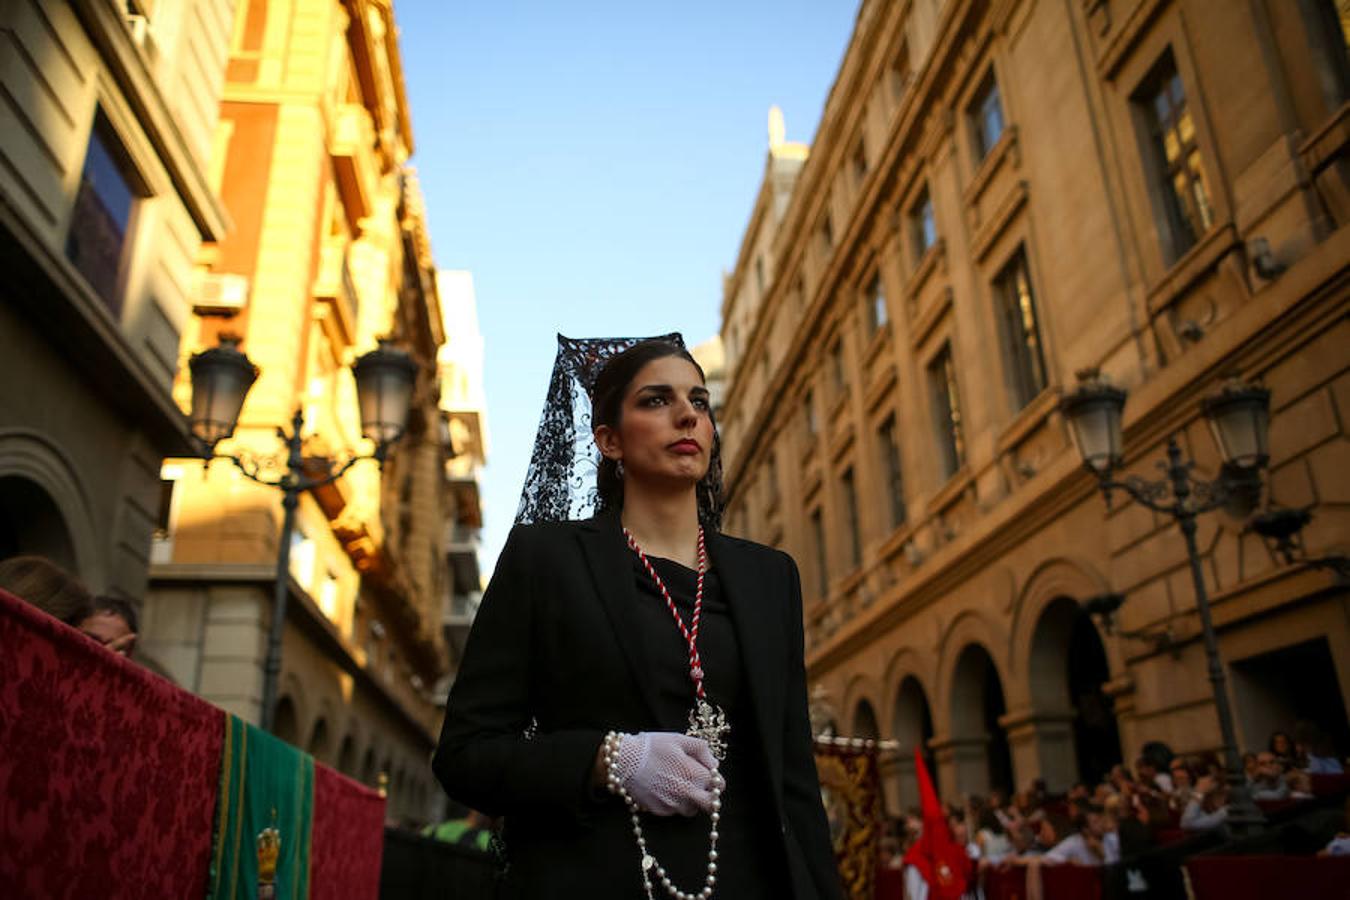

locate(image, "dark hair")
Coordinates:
1268 731 1293 755
88 595 139 633
1140 740 1174 771
977 807 1005 836
0 555 94 625
590 339 724 529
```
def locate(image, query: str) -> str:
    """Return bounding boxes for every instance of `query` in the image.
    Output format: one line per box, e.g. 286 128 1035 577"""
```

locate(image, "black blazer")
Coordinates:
432 508 842 900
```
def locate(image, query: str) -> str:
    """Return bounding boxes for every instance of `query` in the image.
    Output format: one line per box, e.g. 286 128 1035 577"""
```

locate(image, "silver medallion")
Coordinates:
686 698 730 761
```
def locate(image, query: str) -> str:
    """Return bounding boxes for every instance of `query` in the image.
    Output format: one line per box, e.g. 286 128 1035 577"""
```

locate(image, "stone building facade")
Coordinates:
140 0 451 825
717 0 1350 813
0 1 234 600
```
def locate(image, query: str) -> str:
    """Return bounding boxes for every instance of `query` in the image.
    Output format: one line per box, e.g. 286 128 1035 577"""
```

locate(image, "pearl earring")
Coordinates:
615 459 625 479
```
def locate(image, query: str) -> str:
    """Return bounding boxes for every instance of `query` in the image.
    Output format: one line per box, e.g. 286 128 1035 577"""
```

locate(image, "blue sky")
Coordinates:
396 1 859 575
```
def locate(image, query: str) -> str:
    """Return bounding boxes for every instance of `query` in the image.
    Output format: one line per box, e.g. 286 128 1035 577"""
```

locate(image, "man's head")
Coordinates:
77 596 138 657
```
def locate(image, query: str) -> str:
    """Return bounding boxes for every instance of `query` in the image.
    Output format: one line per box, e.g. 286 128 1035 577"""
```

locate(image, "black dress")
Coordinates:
626 554 790 897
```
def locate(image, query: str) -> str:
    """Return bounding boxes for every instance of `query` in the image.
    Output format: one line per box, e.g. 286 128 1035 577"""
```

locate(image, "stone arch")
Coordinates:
1010 557 1114 683
275 670 310 744
840 672 884 739
361 745 379 786
1023 596 1121 789
337 732 357 776
1008 558 1121 791
273 696 301 747
0 430 102 585
944 641 1014 798
851 698 881 739
889 673 936 812
935 609 1011 734
307 716 332 763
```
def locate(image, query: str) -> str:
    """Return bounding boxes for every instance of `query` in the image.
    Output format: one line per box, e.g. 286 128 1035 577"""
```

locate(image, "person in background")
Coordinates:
1136 756 1172 795
1319 796 1350 857
1269 731 1296 768
1042 808 1119 866
77 595 138 658
1168 759 1196 813
975 806 1013 866
1181 774 1229 832
0 554 93 625
422 805 494 852
1295 721 1345 774
1248 752 1290 802
1287 769 1314 800
1242 752 1260 782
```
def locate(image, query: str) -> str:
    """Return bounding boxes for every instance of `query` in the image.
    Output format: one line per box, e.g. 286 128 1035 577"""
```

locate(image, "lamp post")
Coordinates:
187 336 417 733
1060 369 1271 835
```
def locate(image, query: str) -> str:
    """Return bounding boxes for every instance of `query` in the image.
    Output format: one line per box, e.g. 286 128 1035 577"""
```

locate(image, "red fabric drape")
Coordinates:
0 588 225 898
1187 855 1350 900
310 763 386 899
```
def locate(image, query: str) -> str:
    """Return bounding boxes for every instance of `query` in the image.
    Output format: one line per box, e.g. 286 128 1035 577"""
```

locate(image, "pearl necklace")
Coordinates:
612 525 726 899
623 527 730 761
603 731 723 900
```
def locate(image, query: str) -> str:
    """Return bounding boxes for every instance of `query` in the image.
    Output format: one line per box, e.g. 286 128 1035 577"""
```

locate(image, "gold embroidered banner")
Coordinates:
815 741 885 900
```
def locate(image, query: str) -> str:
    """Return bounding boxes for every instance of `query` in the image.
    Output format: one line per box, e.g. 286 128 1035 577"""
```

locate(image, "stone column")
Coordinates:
1002 707 1077 793
932 735 991 799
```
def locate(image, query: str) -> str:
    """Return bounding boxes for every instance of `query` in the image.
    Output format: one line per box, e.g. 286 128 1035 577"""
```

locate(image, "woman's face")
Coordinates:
596 355 714 488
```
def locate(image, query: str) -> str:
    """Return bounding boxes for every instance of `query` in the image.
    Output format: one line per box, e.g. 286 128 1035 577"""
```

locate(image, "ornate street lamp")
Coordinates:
187 336 257 447
1059 368 1127 476
1060 371 1272 835
1202 381 1271 470
188 336 418 733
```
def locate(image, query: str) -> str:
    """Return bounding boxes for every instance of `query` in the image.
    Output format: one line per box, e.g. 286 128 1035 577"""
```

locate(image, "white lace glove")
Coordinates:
611 732 720 817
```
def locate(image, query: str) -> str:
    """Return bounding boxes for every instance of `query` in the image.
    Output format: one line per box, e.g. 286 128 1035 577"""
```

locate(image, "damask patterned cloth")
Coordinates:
208 715 314 900
0 587 225 899
310 763 386 900
814 742 885 900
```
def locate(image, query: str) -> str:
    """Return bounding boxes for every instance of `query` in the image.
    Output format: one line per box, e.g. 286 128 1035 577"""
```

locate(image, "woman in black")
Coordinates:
432 338 841 900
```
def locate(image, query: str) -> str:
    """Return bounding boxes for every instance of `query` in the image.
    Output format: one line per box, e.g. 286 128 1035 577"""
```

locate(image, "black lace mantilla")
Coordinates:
514 332 686 525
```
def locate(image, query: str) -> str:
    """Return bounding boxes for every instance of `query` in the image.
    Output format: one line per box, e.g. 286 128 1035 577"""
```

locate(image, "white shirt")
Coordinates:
1044 832 1119 866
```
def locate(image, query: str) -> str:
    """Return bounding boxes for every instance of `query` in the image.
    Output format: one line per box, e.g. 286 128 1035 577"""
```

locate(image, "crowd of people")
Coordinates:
0 554 139 658
878 736 1350 897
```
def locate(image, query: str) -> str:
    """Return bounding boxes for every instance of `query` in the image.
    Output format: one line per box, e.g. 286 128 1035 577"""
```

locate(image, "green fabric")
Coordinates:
209 714 315 900
422 818 492 851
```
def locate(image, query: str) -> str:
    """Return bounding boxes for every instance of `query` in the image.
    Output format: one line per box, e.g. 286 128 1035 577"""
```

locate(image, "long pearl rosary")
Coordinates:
603 731 723 900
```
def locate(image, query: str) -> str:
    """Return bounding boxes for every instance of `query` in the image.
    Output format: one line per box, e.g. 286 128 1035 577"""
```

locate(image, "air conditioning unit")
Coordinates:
194 272 250 315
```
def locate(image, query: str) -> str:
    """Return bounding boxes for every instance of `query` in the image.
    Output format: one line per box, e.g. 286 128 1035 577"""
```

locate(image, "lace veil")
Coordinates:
514 332 687 525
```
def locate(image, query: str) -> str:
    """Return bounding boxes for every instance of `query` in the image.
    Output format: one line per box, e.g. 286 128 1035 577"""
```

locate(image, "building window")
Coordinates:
831 339 847 396
891 41 912 102
928 343 966 480
766 452 780 509
993 246 1049 410
290 526 316 591
1301 0 1350 109
794 275 807 310
811 508 828 599
879 416 906 528
853 140 868 184
754 256 766 296
909 187 937 262
1136 50 1214 262
841 468 861 570
820 214 834 250
318 571 340 620
969 71 1005 161
66 114 140 316
804 389 818 437
865 274 888 333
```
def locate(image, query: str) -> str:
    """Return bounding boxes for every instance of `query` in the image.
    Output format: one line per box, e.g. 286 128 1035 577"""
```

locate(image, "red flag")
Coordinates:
901 749 969 900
